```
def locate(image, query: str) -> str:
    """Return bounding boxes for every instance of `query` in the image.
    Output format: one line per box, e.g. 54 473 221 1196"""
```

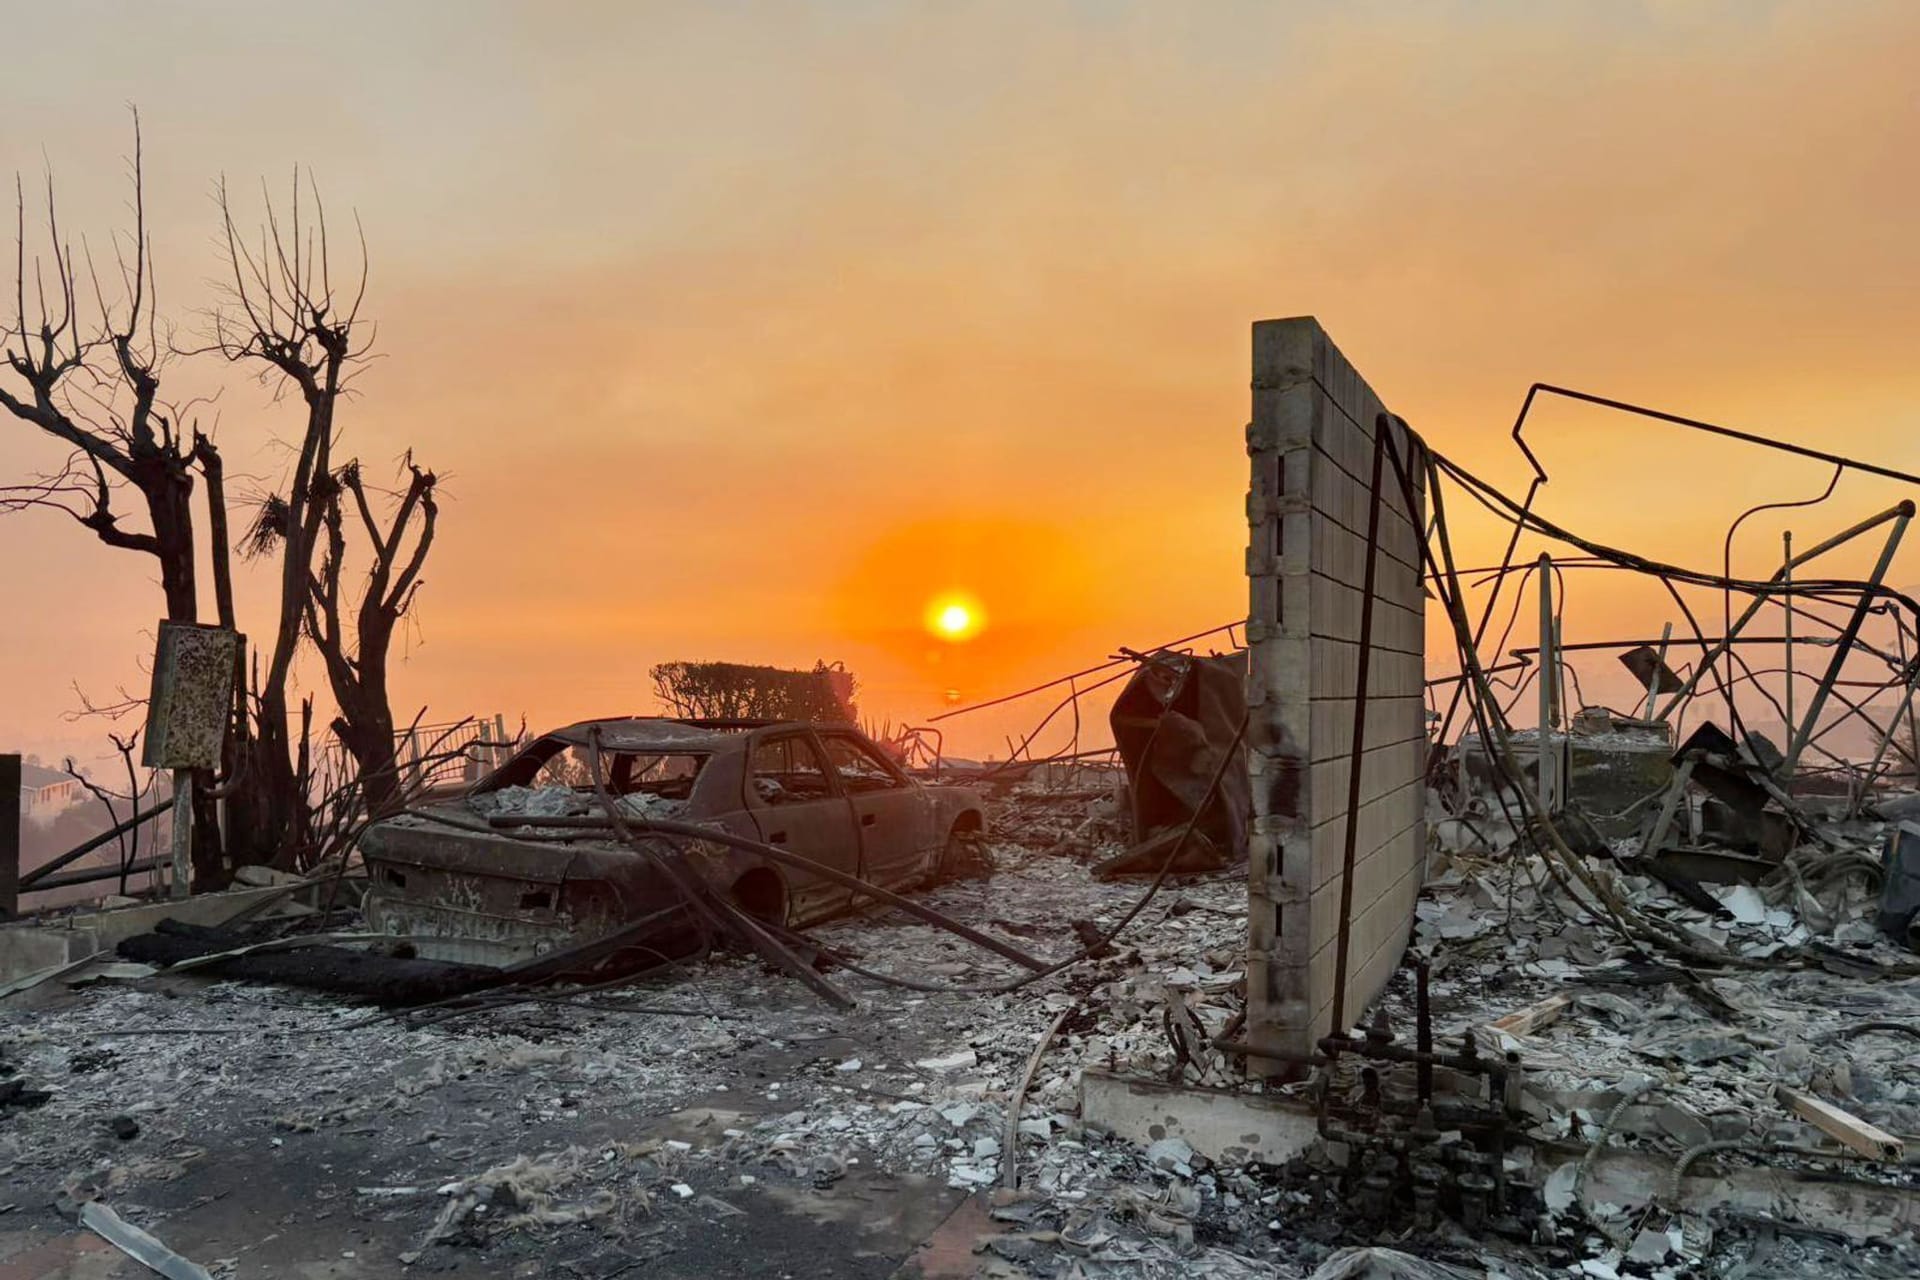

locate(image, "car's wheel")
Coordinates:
935 821 990 882
732 868 789 927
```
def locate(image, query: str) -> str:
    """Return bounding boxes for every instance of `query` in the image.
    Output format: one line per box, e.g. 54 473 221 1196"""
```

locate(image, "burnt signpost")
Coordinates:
142 622 242 898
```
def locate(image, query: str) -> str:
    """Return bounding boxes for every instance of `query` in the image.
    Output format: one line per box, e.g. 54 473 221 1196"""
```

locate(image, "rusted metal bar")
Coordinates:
1537 553 1556 813
1657 502 1914 722
1319 1030 1505 1081
626 817 1050 974
27 855 169 893
1509 383 1920 489
18 796 175 890
1516 635 1817 655
1434 479 1539 755
583 728 855 1011
1852 623 1920 811
1784 532 1796 739
1329 415 1391 1036
1640 757 1696 857
1644 621 1673 719
928 621 1239 723
1003 1006 1073 1191
1787 505 1914 773
1904 615 1920 781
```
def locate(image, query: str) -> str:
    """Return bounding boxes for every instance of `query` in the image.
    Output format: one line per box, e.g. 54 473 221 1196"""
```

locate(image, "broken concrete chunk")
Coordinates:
1144 1136 1195 1174
1628 1225 1675 1264
1542 1161 1578 1215
916 1049 978 1072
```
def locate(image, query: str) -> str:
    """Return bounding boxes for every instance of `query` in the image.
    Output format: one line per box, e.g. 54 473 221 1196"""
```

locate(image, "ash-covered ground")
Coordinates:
0 838 1302 1279
2 800 1917 1279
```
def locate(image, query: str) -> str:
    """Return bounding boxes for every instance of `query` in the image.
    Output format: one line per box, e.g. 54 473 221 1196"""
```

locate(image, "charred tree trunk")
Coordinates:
192 433 252 883
305 460 437 824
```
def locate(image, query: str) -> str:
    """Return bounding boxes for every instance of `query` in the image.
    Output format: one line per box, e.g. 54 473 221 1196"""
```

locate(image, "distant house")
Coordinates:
19 762 83 821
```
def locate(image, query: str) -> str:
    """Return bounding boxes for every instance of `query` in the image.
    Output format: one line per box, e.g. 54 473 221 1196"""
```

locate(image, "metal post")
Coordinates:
1537 553 1556 812
1554 615 1570 795
1644 622 1673 719
0 754 18 917
1782 530 1794 756
1657 502 1910 721
1434 480 1540 753
169 770 192 900
1786 504 1914 773
1329 418 1390 1037
493 713 509 767
1856 623 1920 810
1905 617 1920 784
1641 757 1696 857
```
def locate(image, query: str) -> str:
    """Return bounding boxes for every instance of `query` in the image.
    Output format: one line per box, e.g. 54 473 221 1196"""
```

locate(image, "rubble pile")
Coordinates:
977 776 1129 861
467 784 688 822
1399 766 1920 1279
3 745 1918 1275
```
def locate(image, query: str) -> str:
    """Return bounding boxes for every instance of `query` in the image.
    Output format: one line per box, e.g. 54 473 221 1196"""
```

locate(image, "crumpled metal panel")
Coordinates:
1109 650 1250 859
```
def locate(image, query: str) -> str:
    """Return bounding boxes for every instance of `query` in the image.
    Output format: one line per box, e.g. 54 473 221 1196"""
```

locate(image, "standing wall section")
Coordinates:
1244 317 1427 1065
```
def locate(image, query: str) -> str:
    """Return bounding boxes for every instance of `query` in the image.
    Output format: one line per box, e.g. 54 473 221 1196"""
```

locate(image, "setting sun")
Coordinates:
926 594 984 642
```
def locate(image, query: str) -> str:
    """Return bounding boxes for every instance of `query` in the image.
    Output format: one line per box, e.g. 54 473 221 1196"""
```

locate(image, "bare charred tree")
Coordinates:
0 120 231 882
207 173 376 865
303 456 438 819
3 123 443 881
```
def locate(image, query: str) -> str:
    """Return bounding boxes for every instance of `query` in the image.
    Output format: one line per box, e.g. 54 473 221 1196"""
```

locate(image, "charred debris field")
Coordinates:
2 775 1919 1279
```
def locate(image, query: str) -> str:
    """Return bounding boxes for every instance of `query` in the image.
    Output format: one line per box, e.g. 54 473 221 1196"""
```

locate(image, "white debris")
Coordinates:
1144 1136 1195 1175
915 1049 978 1072
1713 883 1768 925
472 785 579 818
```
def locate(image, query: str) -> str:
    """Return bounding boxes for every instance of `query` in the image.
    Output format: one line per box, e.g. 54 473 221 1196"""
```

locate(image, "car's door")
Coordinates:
819 730 935 889
743 731 858 923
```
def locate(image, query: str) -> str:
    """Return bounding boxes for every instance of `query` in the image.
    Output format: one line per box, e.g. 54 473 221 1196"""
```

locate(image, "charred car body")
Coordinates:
359 718 986 966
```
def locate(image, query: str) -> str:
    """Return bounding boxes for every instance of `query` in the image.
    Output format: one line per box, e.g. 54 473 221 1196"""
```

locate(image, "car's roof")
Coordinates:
541 717 859 752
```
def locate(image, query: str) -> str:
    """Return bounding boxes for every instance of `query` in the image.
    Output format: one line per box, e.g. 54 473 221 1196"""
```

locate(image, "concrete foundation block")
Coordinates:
0 884 310 986
1079 1069 1319 1166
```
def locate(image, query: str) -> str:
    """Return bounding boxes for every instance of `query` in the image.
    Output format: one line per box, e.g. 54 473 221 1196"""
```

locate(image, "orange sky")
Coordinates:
5 2 1920 768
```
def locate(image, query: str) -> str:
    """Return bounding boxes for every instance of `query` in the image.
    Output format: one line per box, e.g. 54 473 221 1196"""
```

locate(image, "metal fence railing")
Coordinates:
318 713 522 797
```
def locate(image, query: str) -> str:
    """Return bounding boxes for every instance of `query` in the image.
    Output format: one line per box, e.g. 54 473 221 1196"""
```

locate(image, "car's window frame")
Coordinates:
817 731 912 792
476 736 710 798
744 730 841 808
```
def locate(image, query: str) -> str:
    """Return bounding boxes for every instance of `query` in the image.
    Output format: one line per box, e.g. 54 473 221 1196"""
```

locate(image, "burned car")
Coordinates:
359 718 986 966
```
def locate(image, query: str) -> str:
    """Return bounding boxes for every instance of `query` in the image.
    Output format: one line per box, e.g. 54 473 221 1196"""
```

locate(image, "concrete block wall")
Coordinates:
1244 317 1427 1067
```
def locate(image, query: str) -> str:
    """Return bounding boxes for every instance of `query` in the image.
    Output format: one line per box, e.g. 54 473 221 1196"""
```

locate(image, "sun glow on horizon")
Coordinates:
926 594 984 642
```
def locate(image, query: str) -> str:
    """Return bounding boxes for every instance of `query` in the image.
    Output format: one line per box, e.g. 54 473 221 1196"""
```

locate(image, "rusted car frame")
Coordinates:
359 718 986 966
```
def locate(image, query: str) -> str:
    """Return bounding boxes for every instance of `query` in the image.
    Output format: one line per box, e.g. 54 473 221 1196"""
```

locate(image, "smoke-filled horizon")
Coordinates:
5 1 1920 768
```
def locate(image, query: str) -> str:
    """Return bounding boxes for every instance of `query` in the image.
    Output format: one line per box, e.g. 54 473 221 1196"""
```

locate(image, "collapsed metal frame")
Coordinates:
1423 384 1920 826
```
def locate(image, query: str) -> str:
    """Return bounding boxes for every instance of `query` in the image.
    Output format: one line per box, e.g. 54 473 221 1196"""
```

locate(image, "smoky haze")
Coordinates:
3 1 1919 764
